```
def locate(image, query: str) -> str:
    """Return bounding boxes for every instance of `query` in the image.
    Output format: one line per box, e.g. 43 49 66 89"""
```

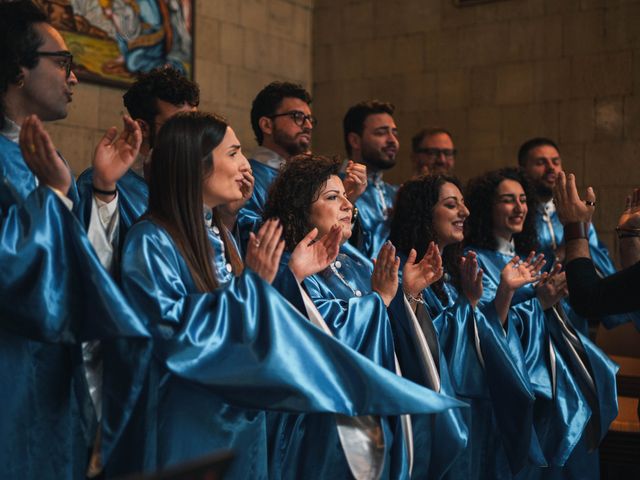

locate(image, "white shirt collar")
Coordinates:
0 116 21 143
251 146 286 170
538 198 556 216
495 235 516 256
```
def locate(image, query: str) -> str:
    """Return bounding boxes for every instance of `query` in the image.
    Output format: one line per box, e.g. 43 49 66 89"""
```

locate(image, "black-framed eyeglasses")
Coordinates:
269 110 317 128
36 50 74 78
415 147 457 159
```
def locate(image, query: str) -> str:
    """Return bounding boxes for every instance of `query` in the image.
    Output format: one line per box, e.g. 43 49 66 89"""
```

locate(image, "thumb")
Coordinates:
585 186 596 205
407 248 417 265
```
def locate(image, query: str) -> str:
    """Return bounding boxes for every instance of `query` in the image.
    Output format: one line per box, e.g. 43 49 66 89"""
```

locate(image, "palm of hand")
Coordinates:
501 263 536 290
404 261 442 293
618 207 640 229
461 275 482 304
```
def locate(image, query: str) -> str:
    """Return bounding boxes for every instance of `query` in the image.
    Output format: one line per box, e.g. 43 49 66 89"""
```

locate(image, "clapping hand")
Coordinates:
372 242 400 306
500 252 546 291
246 219 286 284
535 263 568 310
402 242 443 298
342 161 367 203
289 225 342 282
92 115 142 199
20 115 71 194
460 250 484 307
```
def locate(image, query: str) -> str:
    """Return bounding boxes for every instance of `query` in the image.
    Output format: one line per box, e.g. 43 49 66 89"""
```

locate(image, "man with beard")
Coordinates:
239 82 315 223
519 137 638 336
411 127 456 176
343 100 399 258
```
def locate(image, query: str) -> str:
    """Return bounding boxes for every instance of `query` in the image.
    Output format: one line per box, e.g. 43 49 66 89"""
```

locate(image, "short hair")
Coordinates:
343 100 395 157
250 81 312 145
464 167 539 254
517 137 560 166
411 127 454 154
0 0 48 129
263 154 341 249
123 66 200 126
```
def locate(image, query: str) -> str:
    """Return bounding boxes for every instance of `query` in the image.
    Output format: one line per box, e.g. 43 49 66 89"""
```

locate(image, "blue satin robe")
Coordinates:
417 271 541 479
534 205 640 333
353 177 398 259
270 242 416 479
472 247 619 479
116 220 464 478
0 135 150 479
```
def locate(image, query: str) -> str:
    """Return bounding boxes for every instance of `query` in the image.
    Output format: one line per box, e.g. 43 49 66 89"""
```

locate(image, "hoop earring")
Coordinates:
16 78 25 88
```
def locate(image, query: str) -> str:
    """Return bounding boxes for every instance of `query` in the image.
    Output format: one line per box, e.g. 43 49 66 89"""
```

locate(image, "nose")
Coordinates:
303 116 314 130
341 196 353 211
239 152 250 170
459 204 470 218
68 70 79 86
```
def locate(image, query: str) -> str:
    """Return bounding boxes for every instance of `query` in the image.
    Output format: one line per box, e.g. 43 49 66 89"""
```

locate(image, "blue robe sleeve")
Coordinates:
120 221 466 416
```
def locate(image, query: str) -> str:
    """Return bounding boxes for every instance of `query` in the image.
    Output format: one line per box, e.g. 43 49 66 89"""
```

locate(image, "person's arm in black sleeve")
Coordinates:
566 257 640 316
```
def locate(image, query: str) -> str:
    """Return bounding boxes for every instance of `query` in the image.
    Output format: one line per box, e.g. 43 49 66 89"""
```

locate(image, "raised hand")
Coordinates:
19 115 72 194
218 165 255 229
402 242 443 298
536 263 568 310
92 115 142 199
342 161 368 203
289 225 341 282
617 187 640 231
460 250 483 307
245 219 285 284
500 252 545 291
371 242 400 306
553 171 595 225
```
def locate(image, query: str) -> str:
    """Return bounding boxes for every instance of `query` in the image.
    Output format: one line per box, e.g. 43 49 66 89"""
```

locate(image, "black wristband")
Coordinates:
92 185 117 196
564 222 589 242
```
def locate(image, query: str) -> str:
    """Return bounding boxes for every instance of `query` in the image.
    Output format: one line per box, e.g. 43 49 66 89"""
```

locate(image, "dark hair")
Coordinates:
147 111 242 292
389 174 464 304
250 81 312 145
517 137 560 166
343 100 395 157
123 66 199 147
464 167 539 255
263 154 341 249
0 0 47 129
411 127 453 154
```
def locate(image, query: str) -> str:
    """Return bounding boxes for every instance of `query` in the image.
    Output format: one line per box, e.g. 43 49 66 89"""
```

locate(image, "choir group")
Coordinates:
1 2 636 479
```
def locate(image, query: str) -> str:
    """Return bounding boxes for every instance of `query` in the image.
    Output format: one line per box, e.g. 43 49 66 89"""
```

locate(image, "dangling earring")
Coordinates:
16 77 25 88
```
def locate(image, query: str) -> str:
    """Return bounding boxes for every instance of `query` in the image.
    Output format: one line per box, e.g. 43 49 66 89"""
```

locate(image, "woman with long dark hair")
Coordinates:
114 112 462 478
465 167 618 480
389 174 547 479
263 154 467 480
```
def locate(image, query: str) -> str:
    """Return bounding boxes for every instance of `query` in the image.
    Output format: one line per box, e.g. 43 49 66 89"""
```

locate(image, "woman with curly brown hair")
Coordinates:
263 154 464 480
465 167 618 480
389 174 549 479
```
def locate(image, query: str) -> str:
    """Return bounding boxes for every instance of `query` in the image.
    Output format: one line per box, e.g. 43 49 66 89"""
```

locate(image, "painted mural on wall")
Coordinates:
36 0 193 86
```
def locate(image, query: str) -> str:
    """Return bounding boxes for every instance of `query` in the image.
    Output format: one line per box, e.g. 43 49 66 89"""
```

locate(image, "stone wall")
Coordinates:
312 0 640 254
51 0 313 176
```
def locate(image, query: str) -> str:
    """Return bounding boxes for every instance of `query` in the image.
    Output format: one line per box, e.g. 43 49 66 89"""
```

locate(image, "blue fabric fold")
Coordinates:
0 135 149 479
113 220 465 478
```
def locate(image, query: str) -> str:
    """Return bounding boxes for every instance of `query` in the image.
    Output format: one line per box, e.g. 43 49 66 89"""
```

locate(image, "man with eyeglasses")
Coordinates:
518 137 639 337
343 100 399 258
411 127 456 176
0 2 149 478
237 82 316 240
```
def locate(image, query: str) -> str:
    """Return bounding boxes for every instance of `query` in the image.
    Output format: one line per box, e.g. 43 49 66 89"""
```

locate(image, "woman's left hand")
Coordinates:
289 225 341 282
500 251 545 291
402 242 443 298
